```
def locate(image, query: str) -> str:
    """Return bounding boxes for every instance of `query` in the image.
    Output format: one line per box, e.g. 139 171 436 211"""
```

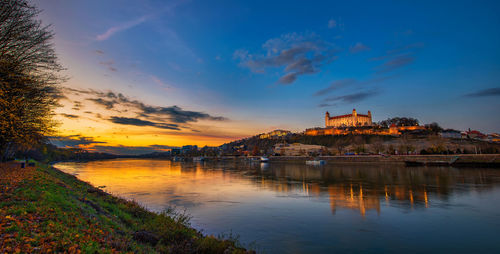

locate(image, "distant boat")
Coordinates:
172 156 183 162
306 159 326 166
193 156 206 162
260 156 270 162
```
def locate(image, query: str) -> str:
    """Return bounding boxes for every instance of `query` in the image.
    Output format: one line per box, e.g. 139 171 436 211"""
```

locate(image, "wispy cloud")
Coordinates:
151 75 170 89
99 60 117 72
96 16 148 41
376 55 414 73
314 79 357 96
349 42 370 54
234 32 339 84
323 90 379 104
464 87 500 97
328 19 337 28
314 76 393 97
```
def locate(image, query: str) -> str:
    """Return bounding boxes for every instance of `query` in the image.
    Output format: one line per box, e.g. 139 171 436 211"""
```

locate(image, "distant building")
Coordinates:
325 109 372 128
462 130 485 139
259 129 291 139
274 143 325 156
181 145 198 154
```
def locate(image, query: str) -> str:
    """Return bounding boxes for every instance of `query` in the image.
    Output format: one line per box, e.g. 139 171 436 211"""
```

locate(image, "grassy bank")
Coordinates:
0 163 250 253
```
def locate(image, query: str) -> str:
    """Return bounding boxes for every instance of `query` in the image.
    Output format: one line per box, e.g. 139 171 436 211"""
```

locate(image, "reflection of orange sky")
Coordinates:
55 160 500 218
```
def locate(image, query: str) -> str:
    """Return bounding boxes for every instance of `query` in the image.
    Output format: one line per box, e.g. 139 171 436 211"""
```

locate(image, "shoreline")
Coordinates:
0 162 251 253
54 154 500 168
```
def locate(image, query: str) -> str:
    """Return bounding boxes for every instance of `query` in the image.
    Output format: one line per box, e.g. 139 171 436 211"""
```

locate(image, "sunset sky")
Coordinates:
38 0 500 154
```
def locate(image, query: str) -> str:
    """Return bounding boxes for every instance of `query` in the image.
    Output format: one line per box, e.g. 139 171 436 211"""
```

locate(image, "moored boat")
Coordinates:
306 159 326 165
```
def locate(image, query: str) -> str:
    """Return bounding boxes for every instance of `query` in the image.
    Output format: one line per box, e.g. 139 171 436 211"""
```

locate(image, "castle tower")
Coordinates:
325 111 330 127
352 109 357 126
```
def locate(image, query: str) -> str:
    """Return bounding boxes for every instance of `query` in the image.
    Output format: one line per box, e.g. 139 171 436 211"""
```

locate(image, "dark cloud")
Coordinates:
63 88 228 130
72 101 82 110
235 33 339 84
149 144 179 150
323 90 379 104
49 135 106 148
87 98 116 109
464 87 500 97
109 116 180 130
318 103 337 108
67 88 227 124
349 42 370 53
60 113 79 119
85 145 178 155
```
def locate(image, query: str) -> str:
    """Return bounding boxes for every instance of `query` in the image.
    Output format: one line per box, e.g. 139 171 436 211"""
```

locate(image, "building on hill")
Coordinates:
259 129 291 139
274 143 326 156
325 109 372 127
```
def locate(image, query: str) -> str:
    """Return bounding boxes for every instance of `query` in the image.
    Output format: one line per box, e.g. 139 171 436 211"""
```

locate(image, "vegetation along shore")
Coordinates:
0 162 250 253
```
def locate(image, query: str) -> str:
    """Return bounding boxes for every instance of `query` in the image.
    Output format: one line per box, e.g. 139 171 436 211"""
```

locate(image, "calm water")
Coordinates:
55 159 500 253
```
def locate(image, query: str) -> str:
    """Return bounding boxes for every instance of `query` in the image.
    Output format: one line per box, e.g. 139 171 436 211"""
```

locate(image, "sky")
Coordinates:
37 0 500 154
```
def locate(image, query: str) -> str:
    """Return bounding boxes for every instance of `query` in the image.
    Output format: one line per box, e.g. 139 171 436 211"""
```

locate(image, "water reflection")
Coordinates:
55 159 500 253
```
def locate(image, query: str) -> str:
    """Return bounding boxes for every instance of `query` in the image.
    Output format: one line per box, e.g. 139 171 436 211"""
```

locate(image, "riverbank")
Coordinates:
204 154 498 167
0 162 250 253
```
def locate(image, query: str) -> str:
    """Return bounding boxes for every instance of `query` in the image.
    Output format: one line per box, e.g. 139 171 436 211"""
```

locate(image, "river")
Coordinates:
55 159 500 253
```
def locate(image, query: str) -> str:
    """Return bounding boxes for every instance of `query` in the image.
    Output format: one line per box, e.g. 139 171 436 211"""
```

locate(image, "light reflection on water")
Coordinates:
55 159 500 253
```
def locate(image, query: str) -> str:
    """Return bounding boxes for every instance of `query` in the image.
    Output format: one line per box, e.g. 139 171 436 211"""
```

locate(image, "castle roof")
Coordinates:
328 113 370 120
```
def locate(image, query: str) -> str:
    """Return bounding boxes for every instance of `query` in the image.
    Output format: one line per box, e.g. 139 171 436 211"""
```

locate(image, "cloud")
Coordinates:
318 103 337 108
235 32 339 84
323 90 379 104
314 79 357 96
49 135 106 148
60 113 79 119
328 19 337 29
63 88 228 131
370 42 423 73
349 42 370 53
96 16 148 41
87 98 116 109
148 144 179 150
94 50 105 55
376 55 414 73
151 75 170 89
72 101 82 110
464 87 500 97
84 145 178 155
99 60 117 72
314 76 393 97
109 116 181 130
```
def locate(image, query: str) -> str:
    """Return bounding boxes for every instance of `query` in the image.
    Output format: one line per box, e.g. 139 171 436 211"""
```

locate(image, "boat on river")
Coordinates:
193 156 206 162
260 156 270 162
306 159 326 166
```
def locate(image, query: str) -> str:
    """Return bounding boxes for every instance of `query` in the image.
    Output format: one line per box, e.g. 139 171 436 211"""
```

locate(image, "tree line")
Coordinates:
1 0 63 161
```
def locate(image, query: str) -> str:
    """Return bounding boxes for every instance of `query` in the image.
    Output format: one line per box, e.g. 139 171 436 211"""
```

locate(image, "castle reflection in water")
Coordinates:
178 161 499 217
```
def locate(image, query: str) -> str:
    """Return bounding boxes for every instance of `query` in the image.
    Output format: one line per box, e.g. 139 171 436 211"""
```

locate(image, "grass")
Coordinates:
0 162 251 253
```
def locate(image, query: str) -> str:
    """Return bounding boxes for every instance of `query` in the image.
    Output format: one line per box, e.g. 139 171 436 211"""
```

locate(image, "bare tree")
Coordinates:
0 0 63 161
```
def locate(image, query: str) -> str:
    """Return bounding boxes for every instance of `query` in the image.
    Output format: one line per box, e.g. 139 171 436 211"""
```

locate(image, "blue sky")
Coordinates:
37 0 500 152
